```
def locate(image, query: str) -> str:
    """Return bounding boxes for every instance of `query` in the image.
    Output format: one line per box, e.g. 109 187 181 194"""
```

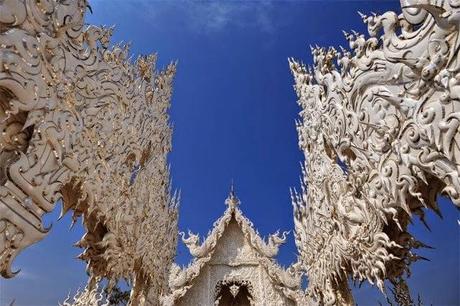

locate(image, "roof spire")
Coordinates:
230 179 235 196
226 180 240 208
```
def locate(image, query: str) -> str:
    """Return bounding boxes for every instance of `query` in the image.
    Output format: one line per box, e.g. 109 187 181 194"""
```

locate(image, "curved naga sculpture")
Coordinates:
290 0 460 305
0 0 178 304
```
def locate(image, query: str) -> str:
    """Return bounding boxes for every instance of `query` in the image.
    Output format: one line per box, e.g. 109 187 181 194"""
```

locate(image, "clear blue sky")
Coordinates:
1 1 458 305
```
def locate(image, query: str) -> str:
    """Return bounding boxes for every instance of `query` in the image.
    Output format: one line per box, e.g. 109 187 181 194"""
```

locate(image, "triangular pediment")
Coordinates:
209 217 259 265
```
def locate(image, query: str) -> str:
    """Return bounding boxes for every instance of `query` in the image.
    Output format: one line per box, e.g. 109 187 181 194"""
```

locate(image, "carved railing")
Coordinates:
291 0 459 304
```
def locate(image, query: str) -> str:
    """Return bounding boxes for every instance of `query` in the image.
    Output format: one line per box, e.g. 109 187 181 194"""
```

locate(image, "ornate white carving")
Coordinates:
163 190 301 305
214 278 255 305
290 0 460 304
229 284 240 298
60 285 109 306
0 0 178 304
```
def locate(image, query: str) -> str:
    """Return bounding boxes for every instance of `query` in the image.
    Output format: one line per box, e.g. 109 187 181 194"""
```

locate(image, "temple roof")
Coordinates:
180 190 288 259
163 188 301 304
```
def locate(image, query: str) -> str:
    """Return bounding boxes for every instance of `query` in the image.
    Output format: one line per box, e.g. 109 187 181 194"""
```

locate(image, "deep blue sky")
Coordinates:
1 1 459 305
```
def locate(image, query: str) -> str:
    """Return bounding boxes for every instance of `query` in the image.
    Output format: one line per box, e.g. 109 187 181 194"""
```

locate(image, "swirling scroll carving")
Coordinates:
0 0 178 304
290 0 460 304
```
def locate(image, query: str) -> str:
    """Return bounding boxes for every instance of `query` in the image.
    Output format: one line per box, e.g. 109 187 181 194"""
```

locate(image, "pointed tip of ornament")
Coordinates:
230 179 235 197
226 181 240 208
357 11 366 19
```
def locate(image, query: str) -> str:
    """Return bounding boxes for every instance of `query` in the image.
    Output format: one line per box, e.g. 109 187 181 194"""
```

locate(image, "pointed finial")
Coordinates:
230 179 235 197
226 180 240 208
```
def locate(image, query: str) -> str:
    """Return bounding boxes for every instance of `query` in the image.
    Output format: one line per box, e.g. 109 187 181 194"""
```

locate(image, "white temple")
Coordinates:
162 188 301 306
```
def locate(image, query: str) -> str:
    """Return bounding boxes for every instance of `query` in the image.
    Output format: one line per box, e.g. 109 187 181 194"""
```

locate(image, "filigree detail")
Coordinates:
0 0 178 304
290 0 460 304
60 284 109 306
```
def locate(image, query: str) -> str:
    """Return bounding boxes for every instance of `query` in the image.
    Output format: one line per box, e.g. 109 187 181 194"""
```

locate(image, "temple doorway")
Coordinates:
214 280 254 306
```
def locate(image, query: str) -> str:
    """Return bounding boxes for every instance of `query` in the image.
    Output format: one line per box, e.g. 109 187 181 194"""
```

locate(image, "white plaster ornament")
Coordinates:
290 0 460 305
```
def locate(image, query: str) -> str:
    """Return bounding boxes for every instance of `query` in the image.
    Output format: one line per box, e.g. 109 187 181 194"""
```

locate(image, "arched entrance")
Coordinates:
214 280 255 306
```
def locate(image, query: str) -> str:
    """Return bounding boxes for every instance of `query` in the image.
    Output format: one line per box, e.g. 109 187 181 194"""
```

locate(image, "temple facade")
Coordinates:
162 189 301 306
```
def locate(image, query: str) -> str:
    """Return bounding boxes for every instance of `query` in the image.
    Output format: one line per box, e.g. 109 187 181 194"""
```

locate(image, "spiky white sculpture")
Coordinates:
0 0 178 304
290 0 460 304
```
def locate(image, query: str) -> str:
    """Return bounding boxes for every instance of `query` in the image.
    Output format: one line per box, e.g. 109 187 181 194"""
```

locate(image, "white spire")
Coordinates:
225 181 240 208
